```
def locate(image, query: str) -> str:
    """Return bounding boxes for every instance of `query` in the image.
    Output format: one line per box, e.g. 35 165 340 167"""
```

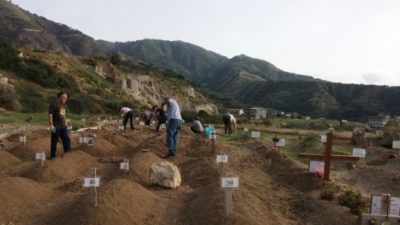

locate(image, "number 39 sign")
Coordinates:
221 177 239 189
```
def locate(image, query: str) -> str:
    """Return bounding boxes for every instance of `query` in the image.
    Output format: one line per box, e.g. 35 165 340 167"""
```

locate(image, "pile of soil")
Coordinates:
0 151 21 171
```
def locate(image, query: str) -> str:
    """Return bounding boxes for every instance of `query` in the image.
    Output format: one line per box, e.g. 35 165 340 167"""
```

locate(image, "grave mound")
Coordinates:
48 179 156 225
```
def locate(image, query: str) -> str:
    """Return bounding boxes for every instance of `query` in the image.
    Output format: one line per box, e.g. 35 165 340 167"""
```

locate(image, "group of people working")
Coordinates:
48 91 237 159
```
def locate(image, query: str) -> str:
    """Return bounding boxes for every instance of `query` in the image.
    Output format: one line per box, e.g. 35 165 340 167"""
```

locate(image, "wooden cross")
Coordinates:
298 130 359 181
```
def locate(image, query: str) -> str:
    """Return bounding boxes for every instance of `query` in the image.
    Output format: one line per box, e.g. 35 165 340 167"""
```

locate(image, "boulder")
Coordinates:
351 127 366 147
149 161 181 188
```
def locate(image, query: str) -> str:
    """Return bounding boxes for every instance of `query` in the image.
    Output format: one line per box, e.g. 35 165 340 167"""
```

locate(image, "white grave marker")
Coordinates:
118 125 125 131
276 139 286 147
139 122 145 126
392 141 400 149
120 161 129 171
221 177 239 189
309 161 325 173
305 116 311 120
83 168 100 206
321 135 327 143
19 136 26 144
390 197 400 216
244 127 248 132
35 152 46 166
84 177 100 187
221 176 239 216
216 155 228 163
251 131 261 139
371 195 384 215
352 148 366 158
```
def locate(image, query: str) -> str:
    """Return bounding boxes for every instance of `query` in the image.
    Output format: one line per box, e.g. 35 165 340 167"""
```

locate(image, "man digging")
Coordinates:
119 106 135 130
48 92 71 159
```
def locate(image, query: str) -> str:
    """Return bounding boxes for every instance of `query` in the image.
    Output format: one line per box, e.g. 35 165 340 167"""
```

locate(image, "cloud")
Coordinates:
362 72 400 86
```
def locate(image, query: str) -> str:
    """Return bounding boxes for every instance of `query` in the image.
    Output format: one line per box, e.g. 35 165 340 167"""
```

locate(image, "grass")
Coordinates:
0 112 115 125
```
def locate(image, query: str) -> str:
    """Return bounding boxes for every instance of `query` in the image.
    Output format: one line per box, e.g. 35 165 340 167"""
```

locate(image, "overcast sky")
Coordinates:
12 0 400 86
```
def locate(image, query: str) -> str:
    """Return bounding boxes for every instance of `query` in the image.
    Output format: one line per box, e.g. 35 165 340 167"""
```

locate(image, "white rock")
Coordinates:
149 161 181 188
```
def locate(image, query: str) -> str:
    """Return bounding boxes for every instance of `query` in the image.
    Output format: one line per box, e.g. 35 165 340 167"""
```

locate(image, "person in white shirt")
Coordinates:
163 96 182 157
223 112 237 135
119 106 134 130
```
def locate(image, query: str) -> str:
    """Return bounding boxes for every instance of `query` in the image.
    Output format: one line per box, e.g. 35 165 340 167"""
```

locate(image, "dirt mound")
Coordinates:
130 151 162 185
0 151 22 171
9 136 50 160
39 151 97 182
47 179 156 225
73 137 117 157
0 177 54 223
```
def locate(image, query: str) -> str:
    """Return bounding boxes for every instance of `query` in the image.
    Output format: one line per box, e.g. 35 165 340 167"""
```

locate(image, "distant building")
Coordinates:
368 116 390 129
227 108 244 117
248 107 267 120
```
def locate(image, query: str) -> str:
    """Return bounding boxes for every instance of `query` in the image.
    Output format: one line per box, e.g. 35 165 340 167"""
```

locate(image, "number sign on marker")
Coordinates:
251 131 261 139
221 177 239 188
83 177 100 187
352 148 366 158
216 155 228 163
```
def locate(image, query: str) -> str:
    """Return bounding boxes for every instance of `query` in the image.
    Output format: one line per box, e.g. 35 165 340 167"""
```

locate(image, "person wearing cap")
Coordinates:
223 112 237 135
119 106 134 130
162 96 182 157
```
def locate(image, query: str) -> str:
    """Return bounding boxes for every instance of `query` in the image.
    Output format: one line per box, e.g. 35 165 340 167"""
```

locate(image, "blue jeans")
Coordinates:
51 127 71 158
166 119 182 155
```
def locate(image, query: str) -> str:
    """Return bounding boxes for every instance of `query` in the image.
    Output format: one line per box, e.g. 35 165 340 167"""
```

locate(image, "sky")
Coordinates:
12 0 400 86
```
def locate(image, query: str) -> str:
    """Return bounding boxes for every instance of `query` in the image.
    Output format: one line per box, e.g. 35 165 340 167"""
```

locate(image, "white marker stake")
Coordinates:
120 160 129 172
321 135 327 143
139 121 144 126
83 168 100 206
19 136 26 144
35 152 46 166
251 131 261 139
216 155 228 176
210 128 217 152
352 148 366 158
118 125 125 132
221 176 239 216
393 141 400 149
276 139 286 147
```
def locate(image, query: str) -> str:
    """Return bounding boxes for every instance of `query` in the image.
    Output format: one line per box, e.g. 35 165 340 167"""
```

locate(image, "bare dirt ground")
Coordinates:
2 121 394 225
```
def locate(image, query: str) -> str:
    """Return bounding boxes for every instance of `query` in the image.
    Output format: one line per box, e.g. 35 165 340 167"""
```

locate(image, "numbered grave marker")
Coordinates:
83 168 100 206
216 154 228 176
371 195 390 216
118 125 125 131
120 161 129 172
321 135 327 143
35 152 46 166
19 136 26 144
84 177 101 187
221 177 239 189
390 196 400 216
79 137 94 145
276 139 286 147
352 148 366 158
251 131 261 139
221 176 239 216
392 141 400 149
244 127 248 132
216 155 228 163
139 122 145 126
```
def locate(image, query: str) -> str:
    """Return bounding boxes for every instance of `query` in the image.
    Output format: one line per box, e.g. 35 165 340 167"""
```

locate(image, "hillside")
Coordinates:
0 38 218 115
0 0 101 56
1 0 400 120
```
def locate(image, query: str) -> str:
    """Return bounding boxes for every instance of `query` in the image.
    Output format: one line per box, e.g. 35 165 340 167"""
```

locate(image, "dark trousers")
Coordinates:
51 127 71 158
166 119 182 156
156 119 166 132
123 111 134 129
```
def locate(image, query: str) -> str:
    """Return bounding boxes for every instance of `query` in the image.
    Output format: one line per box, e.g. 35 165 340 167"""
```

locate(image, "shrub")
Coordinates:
320 182 340 201
338 188 363 215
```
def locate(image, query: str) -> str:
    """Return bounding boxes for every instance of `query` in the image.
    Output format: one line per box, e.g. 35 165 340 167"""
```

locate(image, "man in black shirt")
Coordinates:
48 92 71 158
